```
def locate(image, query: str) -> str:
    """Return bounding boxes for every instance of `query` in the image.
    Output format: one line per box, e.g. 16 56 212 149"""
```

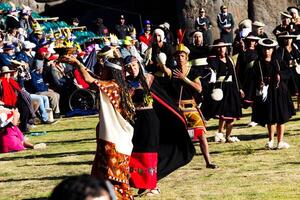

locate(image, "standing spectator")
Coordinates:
92 18 109 37
195 8 213 46
71 18 80 27
217 5 235 55
114 15 130 39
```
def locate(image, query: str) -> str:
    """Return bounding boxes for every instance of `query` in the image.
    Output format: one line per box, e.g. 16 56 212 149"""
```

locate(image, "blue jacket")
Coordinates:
30 70 48 93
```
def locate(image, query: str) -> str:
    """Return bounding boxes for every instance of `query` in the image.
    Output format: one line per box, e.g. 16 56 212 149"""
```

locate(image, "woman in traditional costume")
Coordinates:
124 55 160 196
201 39 243 143
251 38 295 149
63 50 135 200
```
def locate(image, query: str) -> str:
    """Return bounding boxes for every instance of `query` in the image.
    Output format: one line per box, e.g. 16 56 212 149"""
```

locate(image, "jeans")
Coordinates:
30 94 50 122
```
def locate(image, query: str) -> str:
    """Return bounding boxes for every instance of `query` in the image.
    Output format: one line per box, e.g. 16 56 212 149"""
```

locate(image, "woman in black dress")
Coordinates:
201 39 243 143
124 56 160 196
276 33 300 108
252 38 295 149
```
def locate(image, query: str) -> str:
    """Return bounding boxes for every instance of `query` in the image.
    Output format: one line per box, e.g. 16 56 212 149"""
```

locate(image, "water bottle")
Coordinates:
30 131 47 136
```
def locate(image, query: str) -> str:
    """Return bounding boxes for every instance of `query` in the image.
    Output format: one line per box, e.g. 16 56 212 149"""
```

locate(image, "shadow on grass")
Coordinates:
45 127 95 133
1 175 70 183
285 162 300 165
21 161 93 167
45 138 95 144
206 132 267 143
0 151 95 161
23 198 48 200
206 123 250 132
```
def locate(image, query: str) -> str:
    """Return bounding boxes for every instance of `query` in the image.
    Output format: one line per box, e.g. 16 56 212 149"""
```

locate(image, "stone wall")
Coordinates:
179 0 298 40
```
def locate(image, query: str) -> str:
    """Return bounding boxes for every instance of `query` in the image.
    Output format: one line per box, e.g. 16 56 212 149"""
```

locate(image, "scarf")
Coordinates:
0 77 21 107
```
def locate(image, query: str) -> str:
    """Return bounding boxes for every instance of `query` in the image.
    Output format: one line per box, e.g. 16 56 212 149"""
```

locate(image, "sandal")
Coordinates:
146 188 161 196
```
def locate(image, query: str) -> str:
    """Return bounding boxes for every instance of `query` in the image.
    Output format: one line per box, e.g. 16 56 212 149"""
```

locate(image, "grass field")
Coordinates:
0 108 300 200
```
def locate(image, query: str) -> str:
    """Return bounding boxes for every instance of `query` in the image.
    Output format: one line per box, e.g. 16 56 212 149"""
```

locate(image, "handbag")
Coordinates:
211 88 223 101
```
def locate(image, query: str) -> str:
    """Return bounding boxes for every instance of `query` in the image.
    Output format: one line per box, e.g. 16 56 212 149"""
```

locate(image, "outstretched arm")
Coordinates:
62 55 96 84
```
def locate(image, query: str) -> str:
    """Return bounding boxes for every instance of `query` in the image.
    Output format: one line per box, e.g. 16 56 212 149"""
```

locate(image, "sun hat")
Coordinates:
23 41 36 49
0 66 16 74
210 39 232 48
252 21 265 27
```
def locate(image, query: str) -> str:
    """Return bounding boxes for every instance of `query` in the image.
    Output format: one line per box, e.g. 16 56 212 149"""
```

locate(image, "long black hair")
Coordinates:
107 58 135 123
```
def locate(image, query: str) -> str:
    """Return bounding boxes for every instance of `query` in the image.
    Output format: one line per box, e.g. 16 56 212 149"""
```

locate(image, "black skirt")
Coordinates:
252 81 295 126
202 82 242 120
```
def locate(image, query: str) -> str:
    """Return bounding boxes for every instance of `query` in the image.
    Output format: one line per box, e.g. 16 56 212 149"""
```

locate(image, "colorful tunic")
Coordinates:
91 80 134 200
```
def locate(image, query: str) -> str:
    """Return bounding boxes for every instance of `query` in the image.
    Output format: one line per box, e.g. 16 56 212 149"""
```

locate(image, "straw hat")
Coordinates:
244 35 261 41
277 31 297 39
210 39 232 48
281 11 292 19
252 21 265 27
0 66 16 74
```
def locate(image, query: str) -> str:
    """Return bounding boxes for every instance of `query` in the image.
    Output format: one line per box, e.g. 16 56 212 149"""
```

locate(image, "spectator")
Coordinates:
49 174 116 200
217 5 235 55
114 15 130 39
5 7 20 31
92 18 109 36
0 107 46 153
30 61 61 119
139 20 152 48
0 43 16 67
195 8 213 46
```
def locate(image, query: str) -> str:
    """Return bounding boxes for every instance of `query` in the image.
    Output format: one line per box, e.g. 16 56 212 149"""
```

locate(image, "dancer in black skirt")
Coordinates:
276 32 300 109
201 39 243 143
251 38 295 149
236 34 260 127
124 56 160 196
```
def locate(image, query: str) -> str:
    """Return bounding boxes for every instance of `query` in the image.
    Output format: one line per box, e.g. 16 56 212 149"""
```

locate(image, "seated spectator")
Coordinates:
0 107 46 153
49 174 116 200
0 66 36 132
30 61 61 119
0 43 16 67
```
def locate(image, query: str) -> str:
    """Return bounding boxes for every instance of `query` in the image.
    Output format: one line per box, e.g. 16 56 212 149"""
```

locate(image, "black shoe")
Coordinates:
42 120 57 124
53 113 60 119
206 163 219 169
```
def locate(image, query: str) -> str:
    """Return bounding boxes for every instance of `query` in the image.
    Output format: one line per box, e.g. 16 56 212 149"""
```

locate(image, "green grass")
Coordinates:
1 109 300 200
